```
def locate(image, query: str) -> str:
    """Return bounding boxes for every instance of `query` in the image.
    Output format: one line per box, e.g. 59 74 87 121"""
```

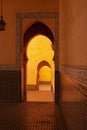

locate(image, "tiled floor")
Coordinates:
26 83 54 102
39 84 52 91
26 90 54 102
0 102 67 130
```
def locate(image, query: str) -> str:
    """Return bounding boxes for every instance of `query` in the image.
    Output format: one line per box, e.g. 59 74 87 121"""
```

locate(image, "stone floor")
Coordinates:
26 90 54 102
0 102 67 130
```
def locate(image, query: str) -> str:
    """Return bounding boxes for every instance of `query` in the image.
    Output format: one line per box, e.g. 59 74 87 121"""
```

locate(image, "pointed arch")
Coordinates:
23 21 54 46
23 21 55 101
37 60 51 72
37 60 51 89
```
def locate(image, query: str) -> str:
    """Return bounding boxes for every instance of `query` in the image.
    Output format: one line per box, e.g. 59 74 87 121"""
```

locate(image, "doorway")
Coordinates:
22 22 55 102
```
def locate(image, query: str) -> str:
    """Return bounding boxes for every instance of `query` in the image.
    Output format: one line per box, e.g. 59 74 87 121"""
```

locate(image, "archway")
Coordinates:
22 22 55 102
37 61 52 90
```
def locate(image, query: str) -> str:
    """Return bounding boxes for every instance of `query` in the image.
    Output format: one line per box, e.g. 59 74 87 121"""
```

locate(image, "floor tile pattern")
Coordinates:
0 102 66 130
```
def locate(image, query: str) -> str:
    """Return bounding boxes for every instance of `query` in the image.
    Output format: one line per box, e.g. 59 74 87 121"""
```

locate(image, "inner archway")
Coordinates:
37 61 52 91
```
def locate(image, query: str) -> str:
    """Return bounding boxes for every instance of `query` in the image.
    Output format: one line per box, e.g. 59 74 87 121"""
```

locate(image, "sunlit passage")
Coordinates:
39 66 51 81
39 65 51 91
26 34 55 102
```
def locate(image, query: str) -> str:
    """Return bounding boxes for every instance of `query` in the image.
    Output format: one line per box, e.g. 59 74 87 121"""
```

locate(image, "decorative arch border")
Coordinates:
0 12 59 70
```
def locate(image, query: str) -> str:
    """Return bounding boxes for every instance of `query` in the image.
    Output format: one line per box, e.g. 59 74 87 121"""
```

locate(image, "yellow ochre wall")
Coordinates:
59 0 87 66
0 0 58 64
26 35 54 85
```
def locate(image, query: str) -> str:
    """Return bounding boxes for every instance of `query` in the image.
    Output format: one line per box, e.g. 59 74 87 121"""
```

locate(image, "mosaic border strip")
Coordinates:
0 12 59 70
59 65 87 88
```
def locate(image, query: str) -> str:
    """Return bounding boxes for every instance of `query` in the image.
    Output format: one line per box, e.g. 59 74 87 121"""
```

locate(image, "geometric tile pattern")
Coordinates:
0 70 21 103
0 102 67 130
59 65 87 88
